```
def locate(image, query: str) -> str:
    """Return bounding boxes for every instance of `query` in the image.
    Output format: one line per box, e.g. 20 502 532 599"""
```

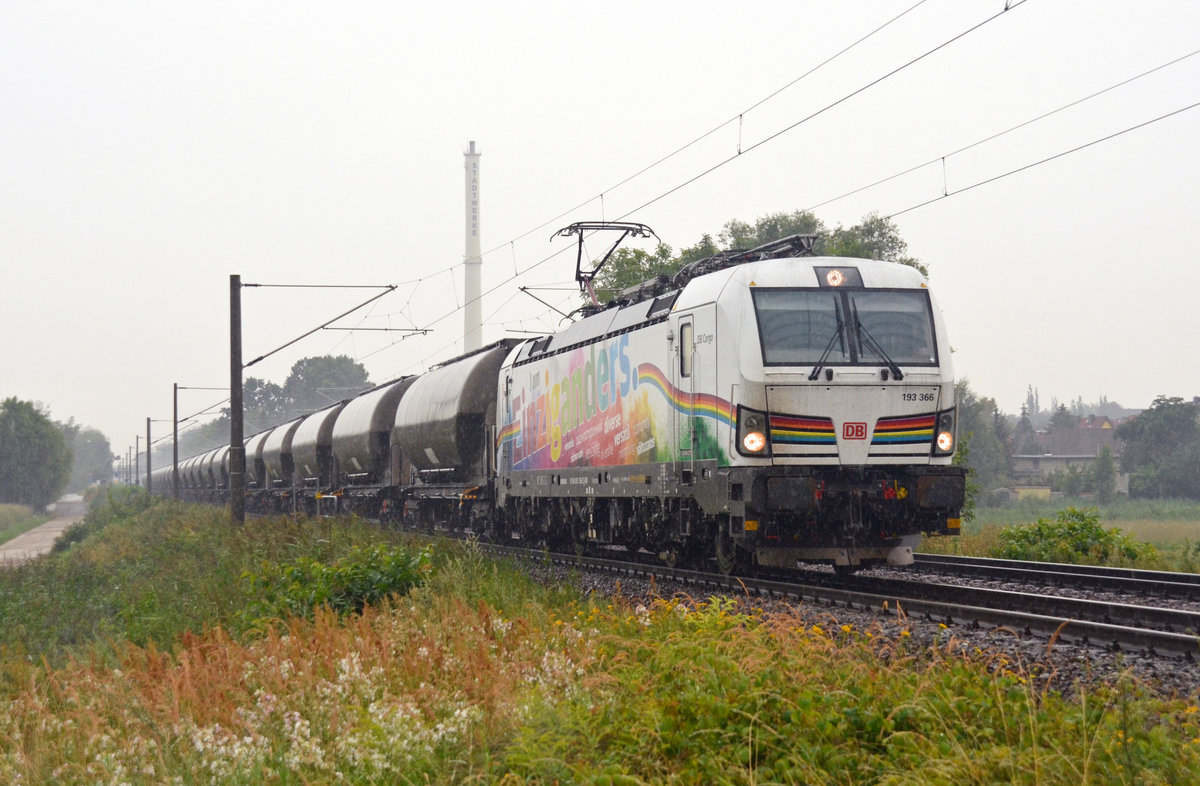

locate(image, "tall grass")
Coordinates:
973 498 1200 533
1 496 1199 783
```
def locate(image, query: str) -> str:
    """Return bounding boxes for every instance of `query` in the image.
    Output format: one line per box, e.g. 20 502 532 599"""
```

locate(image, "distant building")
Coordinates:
1010 414 1129 495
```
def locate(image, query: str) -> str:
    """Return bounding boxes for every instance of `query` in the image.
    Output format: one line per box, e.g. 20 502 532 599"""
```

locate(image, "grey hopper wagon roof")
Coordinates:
262 418 304 486
291 403 347 482
244 428 274 486
178 456 197 489
394 342 515 471
187 454 208 489
199 448 220 489
332 377 416 479
207 446 231 489
191 450 212 488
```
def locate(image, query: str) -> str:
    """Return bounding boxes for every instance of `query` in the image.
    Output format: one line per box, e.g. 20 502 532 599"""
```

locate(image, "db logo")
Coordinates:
842 422 867 440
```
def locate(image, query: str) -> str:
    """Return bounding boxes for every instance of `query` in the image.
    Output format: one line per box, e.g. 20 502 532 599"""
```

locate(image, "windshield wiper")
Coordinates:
807 310 845 381
851 298 903 381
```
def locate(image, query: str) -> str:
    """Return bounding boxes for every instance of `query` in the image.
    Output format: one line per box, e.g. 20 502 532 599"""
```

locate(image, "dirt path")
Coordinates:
0 516 81 566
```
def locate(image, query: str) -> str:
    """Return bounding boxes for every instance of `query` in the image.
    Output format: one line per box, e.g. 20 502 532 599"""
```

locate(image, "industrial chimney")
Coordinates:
463 141 482 352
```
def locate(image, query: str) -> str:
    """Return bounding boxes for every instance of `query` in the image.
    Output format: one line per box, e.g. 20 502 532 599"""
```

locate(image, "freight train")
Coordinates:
154 232 965 573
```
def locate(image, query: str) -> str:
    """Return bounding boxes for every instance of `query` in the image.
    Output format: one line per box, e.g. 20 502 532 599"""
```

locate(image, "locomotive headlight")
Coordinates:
737 406 771 456
933 410 956 456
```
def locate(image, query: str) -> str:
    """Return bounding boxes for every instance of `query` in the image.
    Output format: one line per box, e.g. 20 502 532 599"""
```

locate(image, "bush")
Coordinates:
52 485 154 553
992 506 1157 565
239 543 431 628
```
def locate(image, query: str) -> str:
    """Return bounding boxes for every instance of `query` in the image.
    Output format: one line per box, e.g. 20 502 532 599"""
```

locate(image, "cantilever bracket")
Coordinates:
553 221 658 306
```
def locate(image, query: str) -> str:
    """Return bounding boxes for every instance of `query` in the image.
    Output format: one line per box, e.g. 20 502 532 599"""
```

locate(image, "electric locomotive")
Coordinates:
494 232 964 571
159 228 964 575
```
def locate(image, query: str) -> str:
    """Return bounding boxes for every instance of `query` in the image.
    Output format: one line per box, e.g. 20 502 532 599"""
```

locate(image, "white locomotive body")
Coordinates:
496 240 964 570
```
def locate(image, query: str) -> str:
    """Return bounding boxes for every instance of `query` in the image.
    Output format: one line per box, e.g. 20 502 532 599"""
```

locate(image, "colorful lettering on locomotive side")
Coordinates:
497 333 735 470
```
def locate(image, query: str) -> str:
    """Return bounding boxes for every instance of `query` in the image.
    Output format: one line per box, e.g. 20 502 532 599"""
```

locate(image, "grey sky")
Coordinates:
2 1 1198 454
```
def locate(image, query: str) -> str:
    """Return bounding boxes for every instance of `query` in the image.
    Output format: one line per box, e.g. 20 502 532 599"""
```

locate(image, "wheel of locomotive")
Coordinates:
568 502 589 557
515 499 535 543
487 505 506 543
541 501 565 549
619 500 645 553
713 517 743 575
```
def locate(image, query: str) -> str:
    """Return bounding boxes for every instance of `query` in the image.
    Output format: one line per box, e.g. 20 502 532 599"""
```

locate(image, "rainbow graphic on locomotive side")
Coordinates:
497 332 736 472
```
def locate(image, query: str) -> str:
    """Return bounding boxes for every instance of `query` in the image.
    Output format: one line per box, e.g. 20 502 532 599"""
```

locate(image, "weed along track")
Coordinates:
7 497 1200 783
447 532 1200 696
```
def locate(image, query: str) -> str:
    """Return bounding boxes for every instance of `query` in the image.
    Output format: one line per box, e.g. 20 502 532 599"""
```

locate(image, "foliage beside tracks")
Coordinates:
922 500 1200 571
238 543 431 629
0 490 428 662
1 497 1200 783
992 507 1158 565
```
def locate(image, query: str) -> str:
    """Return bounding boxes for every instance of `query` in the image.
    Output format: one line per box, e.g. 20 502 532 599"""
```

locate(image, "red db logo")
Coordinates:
843 422 867 440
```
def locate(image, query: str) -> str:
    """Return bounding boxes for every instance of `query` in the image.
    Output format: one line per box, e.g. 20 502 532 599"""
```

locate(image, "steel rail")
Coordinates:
485 544 1200 660
912 553 1200 600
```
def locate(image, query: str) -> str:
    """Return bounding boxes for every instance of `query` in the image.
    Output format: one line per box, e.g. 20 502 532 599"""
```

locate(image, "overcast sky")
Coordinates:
3 0 1198 456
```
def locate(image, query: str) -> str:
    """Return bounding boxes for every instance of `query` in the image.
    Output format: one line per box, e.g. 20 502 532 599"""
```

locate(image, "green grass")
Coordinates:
0 504 49 545
2 493 1199 783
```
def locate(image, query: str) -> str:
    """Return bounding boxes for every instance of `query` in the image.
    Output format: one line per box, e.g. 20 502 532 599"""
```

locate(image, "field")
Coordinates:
922 498 1200 570
1 488 1199 783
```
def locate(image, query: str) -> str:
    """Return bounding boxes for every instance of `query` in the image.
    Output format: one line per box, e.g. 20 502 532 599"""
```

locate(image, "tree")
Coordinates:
718 210 827 251
59 420 113 492
1093 444 1117 503
954 380 1011 493
282 355 372 414
591 244 679 304
0 398 72 509
1116 396 1200 499
825 212 928 276
1048 404 1078 430
1013 406 1042 455
243 377 289 432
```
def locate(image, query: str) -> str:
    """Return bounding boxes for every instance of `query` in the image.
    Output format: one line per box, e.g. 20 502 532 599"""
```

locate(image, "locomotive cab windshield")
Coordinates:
751 287 938 370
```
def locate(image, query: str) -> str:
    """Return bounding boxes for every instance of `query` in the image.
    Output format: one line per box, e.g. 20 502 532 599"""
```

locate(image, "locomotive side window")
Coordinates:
680 321 694 378
752 289 846 365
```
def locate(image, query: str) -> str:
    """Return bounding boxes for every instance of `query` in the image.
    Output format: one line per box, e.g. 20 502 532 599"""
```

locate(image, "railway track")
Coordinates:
483 541 1200 660
911 553 1200 600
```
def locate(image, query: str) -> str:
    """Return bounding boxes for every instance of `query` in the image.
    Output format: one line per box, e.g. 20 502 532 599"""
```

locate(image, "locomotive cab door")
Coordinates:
676 316 695 466
673 307 717 482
